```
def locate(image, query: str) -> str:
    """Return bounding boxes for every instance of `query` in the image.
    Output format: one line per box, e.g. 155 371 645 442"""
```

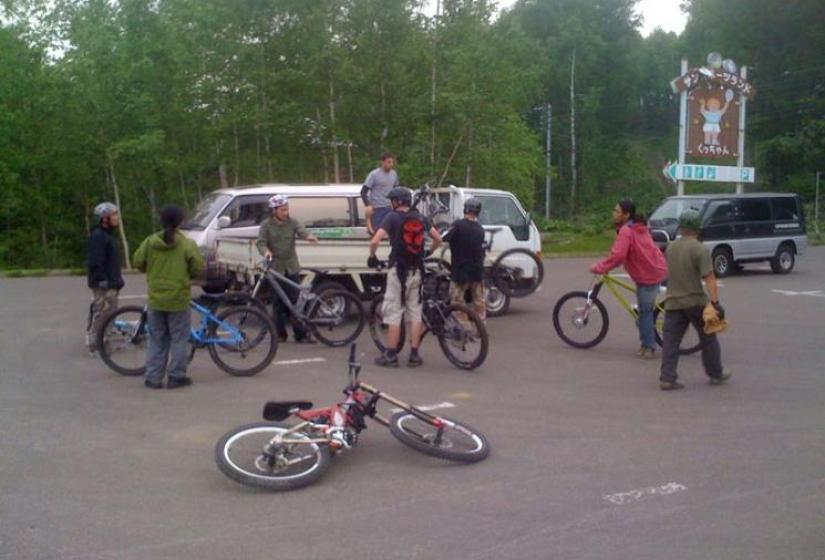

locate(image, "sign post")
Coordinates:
736 66 748 194
677 58 688 196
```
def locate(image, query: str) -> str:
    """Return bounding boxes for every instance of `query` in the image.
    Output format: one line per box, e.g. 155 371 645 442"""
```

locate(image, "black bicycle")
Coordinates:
368 260 489 370
413 184 545 316
245 258 366 347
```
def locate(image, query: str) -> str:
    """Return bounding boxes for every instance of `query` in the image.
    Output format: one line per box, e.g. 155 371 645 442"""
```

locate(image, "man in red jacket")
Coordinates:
590 199 667 359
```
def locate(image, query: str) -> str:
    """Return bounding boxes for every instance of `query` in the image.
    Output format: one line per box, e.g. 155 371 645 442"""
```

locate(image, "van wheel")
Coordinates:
770 244 795 274
712 247 734 278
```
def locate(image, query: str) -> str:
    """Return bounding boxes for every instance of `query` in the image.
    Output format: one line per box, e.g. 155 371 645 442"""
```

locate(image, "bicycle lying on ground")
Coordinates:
96 292 278 377
552 273 701 354
368 259 489 370
215 344 490 491
412 183 545 317
241 256 366 347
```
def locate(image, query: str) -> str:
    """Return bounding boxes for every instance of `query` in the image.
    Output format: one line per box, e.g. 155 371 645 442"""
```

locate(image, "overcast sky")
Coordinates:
422 0 688 37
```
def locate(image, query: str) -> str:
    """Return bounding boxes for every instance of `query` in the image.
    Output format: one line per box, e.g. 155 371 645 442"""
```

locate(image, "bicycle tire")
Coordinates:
96 305 148 376
653 307 702 356
389 412 490 463
552 291 610 349
307 289 366 347
490 247 544 298
208 306 278 376
436 303 489 370
368 296 406 354
215 422 332 491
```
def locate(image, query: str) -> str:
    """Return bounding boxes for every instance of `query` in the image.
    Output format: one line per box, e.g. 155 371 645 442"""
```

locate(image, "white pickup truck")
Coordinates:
182 183 542 304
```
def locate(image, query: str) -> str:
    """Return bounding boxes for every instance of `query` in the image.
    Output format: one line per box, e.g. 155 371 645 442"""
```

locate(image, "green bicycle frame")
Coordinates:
590 274 666 320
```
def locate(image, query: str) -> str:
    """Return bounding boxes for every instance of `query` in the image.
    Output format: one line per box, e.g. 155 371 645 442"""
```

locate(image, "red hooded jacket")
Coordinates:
591 221 667 285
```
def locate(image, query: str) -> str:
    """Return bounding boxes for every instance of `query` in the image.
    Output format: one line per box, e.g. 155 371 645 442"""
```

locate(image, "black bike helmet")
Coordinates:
387 186 412 206
463 198 482 216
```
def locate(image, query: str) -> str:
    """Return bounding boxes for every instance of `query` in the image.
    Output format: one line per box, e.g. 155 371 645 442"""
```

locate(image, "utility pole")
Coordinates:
816 171 821 235
545 103 552 219
569 48 577 213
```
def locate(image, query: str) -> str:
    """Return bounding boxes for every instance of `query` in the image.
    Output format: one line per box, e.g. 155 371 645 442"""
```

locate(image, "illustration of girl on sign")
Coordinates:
699 89 734 146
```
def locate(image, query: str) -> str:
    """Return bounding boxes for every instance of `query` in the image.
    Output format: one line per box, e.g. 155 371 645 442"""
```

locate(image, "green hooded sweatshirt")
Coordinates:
133 231 204 312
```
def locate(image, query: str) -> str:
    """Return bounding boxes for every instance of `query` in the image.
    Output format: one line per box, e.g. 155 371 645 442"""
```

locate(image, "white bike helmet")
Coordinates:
268 194 289 209
94 202 119 219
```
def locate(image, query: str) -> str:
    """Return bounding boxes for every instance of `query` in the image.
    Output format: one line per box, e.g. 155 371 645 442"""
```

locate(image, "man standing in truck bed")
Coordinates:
361 152 400 234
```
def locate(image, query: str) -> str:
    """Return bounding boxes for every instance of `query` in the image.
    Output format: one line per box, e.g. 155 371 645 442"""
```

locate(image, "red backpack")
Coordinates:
397 211 426 267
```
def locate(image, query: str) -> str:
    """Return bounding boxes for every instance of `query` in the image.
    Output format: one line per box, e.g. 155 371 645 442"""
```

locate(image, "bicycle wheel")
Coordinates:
653 307 702 355
436 303 488 370
215 422 332 491
307 289 365 347
208 306 278 376
490 248 544 298
96 305 148 376
368 296 406 354
389 412 490 463
552 291 609 349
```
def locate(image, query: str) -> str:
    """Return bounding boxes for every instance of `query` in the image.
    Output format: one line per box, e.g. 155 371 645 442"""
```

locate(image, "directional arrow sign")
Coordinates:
662 162 755 184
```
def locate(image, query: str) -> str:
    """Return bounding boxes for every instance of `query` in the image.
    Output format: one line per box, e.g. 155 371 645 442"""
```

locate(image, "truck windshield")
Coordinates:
182 193 231 230
649 198 707 226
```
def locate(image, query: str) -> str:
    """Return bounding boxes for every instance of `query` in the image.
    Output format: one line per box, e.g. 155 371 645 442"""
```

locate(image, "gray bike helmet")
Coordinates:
463 198 482 216
94 202 119 219
387 187 412 206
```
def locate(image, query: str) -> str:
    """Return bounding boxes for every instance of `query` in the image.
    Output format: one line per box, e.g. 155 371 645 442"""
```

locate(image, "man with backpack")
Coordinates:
368 187 442 367
86 202 125 355
443 198 487 321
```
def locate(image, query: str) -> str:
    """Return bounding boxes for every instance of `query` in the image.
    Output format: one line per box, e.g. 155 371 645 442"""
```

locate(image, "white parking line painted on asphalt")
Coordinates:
390 401 456 413
273 358 326 366
604 482 687 505
771 289 825 298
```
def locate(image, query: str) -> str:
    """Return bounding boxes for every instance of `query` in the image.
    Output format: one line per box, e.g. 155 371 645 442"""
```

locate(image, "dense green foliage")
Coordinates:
1 0 823 268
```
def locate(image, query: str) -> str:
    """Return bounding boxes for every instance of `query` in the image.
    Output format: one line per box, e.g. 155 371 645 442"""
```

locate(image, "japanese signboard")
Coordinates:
687 87 740 158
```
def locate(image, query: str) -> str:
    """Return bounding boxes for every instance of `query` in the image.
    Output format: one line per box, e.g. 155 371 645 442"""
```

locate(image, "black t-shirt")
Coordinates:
380 209 431 265
443 218 485 283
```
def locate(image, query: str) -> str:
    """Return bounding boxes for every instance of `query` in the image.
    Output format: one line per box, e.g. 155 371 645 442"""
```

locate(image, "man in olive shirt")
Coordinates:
256 194 319 342
660 210 731 390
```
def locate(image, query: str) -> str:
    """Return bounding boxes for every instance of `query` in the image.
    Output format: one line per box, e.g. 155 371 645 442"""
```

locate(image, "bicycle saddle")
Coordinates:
263 401 314 421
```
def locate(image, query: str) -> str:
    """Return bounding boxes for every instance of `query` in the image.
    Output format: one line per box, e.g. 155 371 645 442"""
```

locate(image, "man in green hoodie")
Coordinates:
133 205 204 389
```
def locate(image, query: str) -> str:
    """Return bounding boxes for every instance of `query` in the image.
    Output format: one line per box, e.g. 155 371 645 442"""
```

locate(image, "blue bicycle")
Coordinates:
96 294 278 377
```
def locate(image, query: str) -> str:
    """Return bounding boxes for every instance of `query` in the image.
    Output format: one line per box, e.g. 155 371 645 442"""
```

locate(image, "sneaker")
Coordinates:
709 368 733 385
277 335 288 343
659 380 685 391
294 336 317 344
167 377 193 389
144 379 163 389
407 352 423 368
374 352 399 368
638 347 656 360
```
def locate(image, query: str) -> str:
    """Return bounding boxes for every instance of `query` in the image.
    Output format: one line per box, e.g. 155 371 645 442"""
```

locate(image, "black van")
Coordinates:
648 193 808 277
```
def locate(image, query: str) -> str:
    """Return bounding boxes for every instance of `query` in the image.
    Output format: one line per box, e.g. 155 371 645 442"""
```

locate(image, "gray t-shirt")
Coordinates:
363 168 399 208
664 237 712 310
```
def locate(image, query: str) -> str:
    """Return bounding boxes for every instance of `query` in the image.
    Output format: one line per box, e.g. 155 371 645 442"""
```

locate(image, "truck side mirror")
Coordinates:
216 216 231 229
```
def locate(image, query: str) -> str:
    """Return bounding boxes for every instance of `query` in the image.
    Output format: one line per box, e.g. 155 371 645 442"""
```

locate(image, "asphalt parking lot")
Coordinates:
2 249 824 560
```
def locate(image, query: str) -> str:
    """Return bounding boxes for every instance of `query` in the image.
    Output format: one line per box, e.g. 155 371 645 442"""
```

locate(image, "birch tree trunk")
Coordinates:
105 152 132 270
